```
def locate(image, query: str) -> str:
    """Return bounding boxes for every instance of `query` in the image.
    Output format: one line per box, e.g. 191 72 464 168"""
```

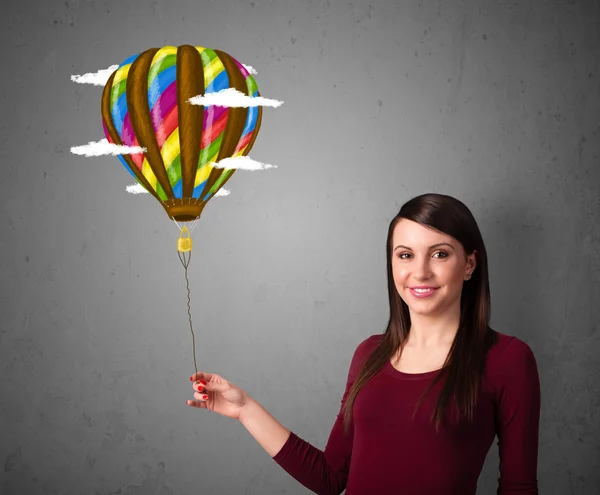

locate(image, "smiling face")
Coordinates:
391 218 476 319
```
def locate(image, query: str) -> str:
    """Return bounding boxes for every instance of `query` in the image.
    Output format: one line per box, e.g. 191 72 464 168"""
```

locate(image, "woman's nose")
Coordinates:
413 259 433 279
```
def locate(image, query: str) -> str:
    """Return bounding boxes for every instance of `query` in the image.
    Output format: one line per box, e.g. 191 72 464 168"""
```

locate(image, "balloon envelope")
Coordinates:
101 45 263 221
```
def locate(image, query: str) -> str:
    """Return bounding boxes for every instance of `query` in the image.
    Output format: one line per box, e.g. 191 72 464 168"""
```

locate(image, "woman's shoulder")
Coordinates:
347 334 383 360
487 330 536 360
486 330 539 382
357 333 385 354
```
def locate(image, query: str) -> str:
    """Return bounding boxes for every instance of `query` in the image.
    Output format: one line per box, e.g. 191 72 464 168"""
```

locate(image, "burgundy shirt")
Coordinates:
272 331 540 494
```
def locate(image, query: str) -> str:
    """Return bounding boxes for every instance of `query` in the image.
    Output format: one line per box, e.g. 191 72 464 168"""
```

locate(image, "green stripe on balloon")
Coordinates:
198 133 223 168
208 168 233 194
246 74 258 95
166 154 182 185
112 78 128 105
148 53 176 82
200 48 218 66
109 78 123 110
156 181 168 201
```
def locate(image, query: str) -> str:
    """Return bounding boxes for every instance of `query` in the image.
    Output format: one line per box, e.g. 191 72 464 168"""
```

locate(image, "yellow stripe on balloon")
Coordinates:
203 56 225 86
161 128 180 171
159 46 178 57
141 157 159 190
150 46 177 72
194 163 213 187
113 63 132 87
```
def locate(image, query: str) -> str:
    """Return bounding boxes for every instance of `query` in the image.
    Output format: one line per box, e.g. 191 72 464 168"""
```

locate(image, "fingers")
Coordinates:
186 391 209 408
190 372 209 391
193 391 209 401
191 380 207 392
190 372 212 382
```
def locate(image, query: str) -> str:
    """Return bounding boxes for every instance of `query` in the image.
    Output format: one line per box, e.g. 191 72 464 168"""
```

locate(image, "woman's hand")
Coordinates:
186 372 251 421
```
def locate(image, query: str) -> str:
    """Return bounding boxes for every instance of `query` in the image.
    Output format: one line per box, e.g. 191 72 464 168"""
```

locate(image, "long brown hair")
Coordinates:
341 193 498 435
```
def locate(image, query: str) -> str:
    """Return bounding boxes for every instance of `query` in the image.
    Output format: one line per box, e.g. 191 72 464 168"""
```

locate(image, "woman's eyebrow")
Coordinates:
393 243 455 251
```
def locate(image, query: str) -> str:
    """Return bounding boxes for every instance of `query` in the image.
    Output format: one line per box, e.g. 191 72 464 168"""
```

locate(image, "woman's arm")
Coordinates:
495 338 541 494
239 396 292 457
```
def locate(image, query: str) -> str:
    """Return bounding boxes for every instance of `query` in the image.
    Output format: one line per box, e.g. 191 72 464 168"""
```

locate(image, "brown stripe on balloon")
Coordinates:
176 45 204 199
101 70 161 203
126 48 175 199
200 49 249 198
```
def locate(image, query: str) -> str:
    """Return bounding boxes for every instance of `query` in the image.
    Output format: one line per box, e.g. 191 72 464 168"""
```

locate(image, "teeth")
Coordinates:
413 288 434 293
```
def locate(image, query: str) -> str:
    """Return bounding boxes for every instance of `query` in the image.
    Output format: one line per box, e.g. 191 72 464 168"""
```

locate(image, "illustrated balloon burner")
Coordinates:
177 226 193 253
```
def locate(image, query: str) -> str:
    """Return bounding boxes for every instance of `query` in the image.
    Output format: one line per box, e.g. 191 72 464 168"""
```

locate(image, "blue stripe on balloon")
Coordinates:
206 70 228 93
148 65 176 109
240 104 258 136
192 180 207 199
120 54 139 67
172 179 183 199
240 89 260 134
112 92 128 136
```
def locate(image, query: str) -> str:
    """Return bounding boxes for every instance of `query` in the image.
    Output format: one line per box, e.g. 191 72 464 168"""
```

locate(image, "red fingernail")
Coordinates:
190 376 193 381
202 395 208 400
197 386 204 391
200 380 207 385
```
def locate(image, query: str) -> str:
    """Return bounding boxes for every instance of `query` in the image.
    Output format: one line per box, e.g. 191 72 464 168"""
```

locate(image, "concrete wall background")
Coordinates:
1 0 599 493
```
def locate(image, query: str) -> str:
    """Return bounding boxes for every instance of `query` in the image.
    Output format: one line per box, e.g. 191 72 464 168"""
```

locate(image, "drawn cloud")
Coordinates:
188 88 282 108
71 138 146 156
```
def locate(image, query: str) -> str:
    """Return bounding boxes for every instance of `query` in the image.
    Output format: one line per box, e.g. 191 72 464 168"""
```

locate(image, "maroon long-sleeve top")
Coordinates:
272 331 540 494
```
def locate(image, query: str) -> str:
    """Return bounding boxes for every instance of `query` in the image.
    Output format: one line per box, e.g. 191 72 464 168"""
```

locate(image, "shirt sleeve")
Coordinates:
495 337 541 494
271 339 369 495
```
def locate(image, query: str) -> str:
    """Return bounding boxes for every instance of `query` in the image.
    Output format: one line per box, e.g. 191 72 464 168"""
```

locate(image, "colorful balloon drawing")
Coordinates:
100 45 263 222
75 44 280 378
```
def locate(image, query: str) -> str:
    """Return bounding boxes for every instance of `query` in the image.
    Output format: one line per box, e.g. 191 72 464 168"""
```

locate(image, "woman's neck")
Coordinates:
406 307 460 349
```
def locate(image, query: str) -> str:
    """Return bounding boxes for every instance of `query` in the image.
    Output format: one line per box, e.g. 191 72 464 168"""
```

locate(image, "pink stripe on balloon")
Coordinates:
118 116 144 170
233 59 249 78
150 81 177 135
202 104 227 131
121 113 135 147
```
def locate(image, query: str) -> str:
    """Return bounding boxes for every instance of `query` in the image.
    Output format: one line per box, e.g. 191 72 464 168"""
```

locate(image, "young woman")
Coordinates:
186 193 541 495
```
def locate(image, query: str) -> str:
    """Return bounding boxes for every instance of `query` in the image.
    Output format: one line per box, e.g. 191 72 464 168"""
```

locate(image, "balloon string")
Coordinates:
177 249 198 378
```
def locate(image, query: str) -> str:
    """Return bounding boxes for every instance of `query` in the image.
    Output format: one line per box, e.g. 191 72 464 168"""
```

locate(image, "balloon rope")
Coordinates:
177 249 198 378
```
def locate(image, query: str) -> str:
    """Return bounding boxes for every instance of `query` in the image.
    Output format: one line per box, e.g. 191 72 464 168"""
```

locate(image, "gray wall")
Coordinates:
1 0 599 494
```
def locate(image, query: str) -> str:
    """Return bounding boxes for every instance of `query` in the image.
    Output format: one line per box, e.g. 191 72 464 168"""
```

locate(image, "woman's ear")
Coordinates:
467 250 477 272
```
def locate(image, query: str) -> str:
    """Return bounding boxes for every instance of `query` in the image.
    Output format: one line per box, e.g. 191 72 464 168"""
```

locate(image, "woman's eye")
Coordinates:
398 252 448 259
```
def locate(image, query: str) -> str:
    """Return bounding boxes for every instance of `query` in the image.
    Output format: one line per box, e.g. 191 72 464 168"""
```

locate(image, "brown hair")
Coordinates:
341 193 498 435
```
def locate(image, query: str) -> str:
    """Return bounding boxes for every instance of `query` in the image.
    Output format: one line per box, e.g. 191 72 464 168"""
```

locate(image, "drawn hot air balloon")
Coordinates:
96 45 276 378
101 45 263 222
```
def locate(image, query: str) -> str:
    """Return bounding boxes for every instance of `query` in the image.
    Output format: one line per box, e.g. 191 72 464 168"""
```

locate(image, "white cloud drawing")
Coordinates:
188 88 283 108
70 138 146 156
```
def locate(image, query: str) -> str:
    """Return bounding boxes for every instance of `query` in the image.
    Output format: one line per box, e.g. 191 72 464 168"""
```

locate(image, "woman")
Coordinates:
186 193 541 495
